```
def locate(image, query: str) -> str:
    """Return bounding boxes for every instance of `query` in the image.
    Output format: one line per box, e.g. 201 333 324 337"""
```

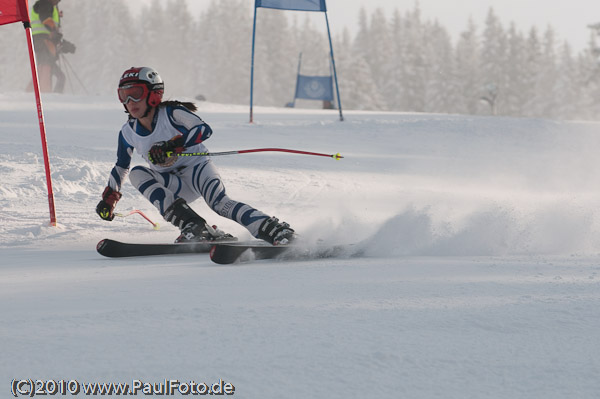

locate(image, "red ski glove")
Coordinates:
96 186 122 221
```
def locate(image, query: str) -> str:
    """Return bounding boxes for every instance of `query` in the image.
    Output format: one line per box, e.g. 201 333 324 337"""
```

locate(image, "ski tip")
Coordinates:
209 244 217 259
96 239 109 254
209 243 251 265
96 238 122 257
209 244 234 265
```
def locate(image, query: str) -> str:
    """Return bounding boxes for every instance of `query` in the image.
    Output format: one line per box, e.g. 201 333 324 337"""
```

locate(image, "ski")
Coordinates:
209 241 359 265
96 238 236 258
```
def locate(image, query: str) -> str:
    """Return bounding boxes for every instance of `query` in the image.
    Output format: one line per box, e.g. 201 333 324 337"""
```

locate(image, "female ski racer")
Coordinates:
96 66 295 245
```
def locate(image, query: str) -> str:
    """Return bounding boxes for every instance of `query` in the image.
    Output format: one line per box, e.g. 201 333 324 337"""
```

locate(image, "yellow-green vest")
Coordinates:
30 5 59 36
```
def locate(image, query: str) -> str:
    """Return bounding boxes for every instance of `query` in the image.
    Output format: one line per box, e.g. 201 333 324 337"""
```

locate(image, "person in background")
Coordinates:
30 0 76 93
96 67 296 246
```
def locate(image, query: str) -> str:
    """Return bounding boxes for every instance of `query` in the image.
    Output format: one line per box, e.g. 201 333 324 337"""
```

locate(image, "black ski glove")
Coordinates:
96 186 122 221
148 136 185 166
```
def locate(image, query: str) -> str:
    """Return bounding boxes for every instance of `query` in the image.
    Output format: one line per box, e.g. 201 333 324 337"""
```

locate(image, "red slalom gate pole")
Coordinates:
23 20 57 226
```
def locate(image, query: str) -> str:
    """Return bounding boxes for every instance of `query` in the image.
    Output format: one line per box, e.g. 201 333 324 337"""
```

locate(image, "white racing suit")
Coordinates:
106 103 270 237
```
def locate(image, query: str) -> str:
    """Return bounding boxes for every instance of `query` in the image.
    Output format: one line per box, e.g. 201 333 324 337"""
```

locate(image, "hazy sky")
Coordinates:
126 0 600 52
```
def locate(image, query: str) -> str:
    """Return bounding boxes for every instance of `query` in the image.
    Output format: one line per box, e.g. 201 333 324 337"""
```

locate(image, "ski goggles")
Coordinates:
117 83 149 105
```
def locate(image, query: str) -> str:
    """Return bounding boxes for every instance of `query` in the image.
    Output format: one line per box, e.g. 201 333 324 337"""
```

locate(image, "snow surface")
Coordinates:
2 93 600 398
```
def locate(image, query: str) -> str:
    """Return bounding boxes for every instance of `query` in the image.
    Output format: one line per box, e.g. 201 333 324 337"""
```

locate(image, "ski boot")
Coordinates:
257 216 296 245
164 198 235 243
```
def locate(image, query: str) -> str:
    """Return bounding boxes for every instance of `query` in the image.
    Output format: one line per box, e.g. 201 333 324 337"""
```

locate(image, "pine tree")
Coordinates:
195 0 253 104
218 0 254 104
455 19 481 115
333 28 353 110
423 21 456 113
522 27 543 117
342 54 384 110
160 0 196 96
59 0 138 95
503 23 527 116
138 0 168 76
479 8 507 115
401 4 427 112
385 9 405 111
554 42 580 119
253 7 297 107
366 8 392 110
353 7 370 63
577 31 600 119
537 26 559 117
3 0 600 120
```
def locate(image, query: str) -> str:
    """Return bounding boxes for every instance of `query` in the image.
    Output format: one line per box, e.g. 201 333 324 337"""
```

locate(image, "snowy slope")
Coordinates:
1 93 600 398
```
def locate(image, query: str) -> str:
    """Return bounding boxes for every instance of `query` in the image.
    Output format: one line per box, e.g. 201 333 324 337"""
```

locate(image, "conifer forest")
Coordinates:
1 0 600 120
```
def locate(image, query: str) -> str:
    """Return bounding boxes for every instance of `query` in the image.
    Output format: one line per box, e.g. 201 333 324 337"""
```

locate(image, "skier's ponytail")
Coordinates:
159 100 197 112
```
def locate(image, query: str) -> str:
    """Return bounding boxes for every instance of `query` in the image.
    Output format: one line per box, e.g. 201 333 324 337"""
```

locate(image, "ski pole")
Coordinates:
59 53 90 95
167 148 343 160
114 210 160 230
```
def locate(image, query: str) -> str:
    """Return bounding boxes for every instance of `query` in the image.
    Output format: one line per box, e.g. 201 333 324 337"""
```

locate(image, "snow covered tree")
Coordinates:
253 8 298 106
479 8 507 114
522 27 543 117
137 0 168 77
366 8 392 109
340 53 384 110
576 31 600 119
3 0 600 120
554 42 581 119
59 0 138 95
423 21 457 113
336 6 384 110
196 0 253 104
332 28 353 108
384 10 405 111
536 27 560 117
503 23 527 116
400 5 428 112
294 15 329 75
353 7 370 65
159 0 197 96
454 19 481 115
